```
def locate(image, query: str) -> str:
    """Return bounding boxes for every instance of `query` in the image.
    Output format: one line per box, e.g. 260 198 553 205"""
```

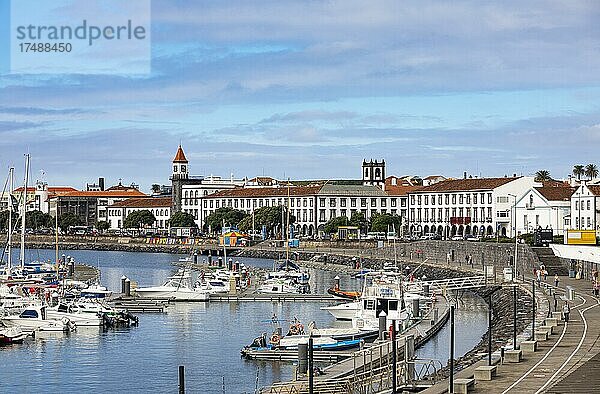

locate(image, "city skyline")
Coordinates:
1 1 600 189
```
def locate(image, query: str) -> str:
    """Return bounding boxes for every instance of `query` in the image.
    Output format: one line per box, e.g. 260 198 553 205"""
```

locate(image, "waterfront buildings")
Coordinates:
106 197 171 232
515 185 576 236
570 184 600 231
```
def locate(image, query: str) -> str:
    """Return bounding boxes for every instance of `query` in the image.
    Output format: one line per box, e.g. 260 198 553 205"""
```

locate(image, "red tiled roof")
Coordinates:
59 189 147 198
385 185 422 196
173 145 188 163
411 177 519 193
534 186 577 201
110 197 172 208
14 186 78 194
588 185 600 196
207 185 322 198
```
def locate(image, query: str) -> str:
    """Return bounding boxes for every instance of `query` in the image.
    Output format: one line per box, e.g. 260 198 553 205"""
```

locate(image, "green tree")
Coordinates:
573 165 585 180
95 220 110 233
370 213 402 234
123 210 156 229
349 211 368 232
168 211 198 228
534 170 552 182
585 163 598 180
151 184 161 194
324 216 349 234
58 212 83 232
0 210 18 231
205 207 248 233
25 210 54 229
237 206 295 236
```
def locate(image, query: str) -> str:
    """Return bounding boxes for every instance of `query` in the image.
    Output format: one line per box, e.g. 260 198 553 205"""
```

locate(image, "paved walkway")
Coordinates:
416 254 600 394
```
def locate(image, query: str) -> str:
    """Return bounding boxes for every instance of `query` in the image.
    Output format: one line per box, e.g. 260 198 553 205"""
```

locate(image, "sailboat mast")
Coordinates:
20 154 29 268
286 179 290 262
55 207 59 278
7 167 13 270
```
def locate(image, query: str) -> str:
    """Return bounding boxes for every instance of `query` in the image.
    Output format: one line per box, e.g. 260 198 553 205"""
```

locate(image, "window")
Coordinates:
466 194 470 204
391 198 397 207
371 198 376 207
291 199 295 207
181 165 186 173
303 198 307 207
587 200 591 210
330 198 336 207
319 198 325 207
417 208 422 221
417 195 422 205
473 193 478 204
319 210 326 222
536 215 539 226
424 195 429 205
209 200 213 208
575 201 579 210
480 193 485 204
488 193 492 204
431 195 435 205
330 209 336 219
445 194 450 205
381 198 386 207
452 195 456 204
459 208 463 217
587 217 591 227
410 208 415 221
497 196 509 203
487 207 492 218
173 166 177 173
424 209 429 221
411 195 415 205
401 198 406 207
340 198 347 207
351 198 356 207
459 195 463 204
438 195 442 205
340 209 347 217
361 198 367 207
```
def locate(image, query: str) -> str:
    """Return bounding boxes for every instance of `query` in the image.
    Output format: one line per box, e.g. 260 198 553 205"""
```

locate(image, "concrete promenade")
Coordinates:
418 253 600 394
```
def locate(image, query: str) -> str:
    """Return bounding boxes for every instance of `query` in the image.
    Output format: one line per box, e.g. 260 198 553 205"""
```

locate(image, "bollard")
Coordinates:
378 311 387 340
423 284 430 297
125 278 131 297
234 261 240 272
208 254 212 265
178 365 185 394
334 275 340 290
228 258 233 271
121 275 127 294
218 257 223 268
68 259 75 277
193 252 198 265
298 343 308 375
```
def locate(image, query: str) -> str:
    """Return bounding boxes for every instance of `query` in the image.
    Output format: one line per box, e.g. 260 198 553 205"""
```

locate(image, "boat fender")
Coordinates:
270 333 280 344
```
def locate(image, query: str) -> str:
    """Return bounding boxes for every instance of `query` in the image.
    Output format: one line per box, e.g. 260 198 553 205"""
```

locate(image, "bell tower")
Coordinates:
362 159 385 187
171 145 189 212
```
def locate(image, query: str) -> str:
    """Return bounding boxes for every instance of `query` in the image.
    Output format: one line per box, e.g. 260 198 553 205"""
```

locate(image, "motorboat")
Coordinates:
135 270 210 301
0 327 28 344
321 301 360 321
352 280 410 331
257 278 301 294
80 283 112 299
327 287 361 300
1 305 75 332
265 260 310 293
46 302 103 327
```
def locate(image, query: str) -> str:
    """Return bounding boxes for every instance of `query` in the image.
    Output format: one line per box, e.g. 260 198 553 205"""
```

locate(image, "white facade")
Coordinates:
181 175 247 228
106 198 172 231
514 187 574 236
570 184 600 231
408 176 539 238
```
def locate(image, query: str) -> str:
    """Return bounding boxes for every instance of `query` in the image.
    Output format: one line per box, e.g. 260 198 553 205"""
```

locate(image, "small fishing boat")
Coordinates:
327 287 361 300
46 302 103 327
257 278 302 294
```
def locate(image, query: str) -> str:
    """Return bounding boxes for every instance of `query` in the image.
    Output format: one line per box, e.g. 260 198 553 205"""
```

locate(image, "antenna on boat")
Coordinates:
285 178 290 262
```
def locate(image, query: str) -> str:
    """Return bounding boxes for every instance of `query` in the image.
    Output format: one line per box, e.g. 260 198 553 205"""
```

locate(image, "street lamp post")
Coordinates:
508 194 518 280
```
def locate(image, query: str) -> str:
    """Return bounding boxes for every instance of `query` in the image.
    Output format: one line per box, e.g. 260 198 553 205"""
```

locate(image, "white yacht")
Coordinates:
46 302 103 327
135 270 210 301
257 278 301 294
1 305 75 332
80 284 112 299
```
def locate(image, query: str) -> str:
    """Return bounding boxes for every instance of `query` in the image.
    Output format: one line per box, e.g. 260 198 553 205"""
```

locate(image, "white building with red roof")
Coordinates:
106 197 172 231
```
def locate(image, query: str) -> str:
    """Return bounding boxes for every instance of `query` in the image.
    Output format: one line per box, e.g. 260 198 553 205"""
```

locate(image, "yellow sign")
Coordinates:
566 230 597 245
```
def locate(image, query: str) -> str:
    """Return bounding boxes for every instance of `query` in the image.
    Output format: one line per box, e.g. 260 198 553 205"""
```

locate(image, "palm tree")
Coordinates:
573 165 585 180
534 170 552 182
585 164 598 180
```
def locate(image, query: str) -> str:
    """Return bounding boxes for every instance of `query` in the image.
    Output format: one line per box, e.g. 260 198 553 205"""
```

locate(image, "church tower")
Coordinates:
362 159 385 187
171 145 189 212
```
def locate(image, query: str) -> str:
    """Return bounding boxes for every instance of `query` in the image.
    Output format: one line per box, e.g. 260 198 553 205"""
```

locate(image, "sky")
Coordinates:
1 0 600 193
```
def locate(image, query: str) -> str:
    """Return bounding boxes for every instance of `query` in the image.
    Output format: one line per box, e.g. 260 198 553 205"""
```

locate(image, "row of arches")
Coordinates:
411 224 495 237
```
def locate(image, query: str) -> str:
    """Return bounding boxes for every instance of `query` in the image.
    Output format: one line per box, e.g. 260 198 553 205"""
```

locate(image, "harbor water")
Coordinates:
1 249 489 393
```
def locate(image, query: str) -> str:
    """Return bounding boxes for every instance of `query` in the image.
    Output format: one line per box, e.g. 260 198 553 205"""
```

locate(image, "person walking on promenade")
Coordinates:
554 274 560 287
563 302 571 322
536 269 542 285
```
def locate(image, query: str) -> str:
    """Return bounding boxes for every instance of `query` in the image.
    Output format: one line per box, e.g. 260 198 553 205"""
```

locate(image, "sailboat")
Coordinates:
262 180 310 294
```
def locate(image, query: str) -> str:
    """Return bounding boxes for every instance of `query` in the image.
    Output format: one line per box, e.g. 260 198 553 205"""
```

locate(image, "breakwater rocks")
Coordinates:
22 241 200 254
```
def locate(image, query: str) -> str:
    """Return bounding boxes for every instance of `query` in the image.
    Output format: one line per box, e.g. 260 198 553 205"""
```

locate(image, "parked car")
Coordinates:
464 235 480 242
451 235 463 241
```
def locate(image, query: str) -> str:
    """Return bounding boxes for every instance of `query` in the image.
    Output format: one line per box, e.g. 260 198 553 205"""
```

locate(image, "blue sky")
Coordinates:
1 0 600 192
